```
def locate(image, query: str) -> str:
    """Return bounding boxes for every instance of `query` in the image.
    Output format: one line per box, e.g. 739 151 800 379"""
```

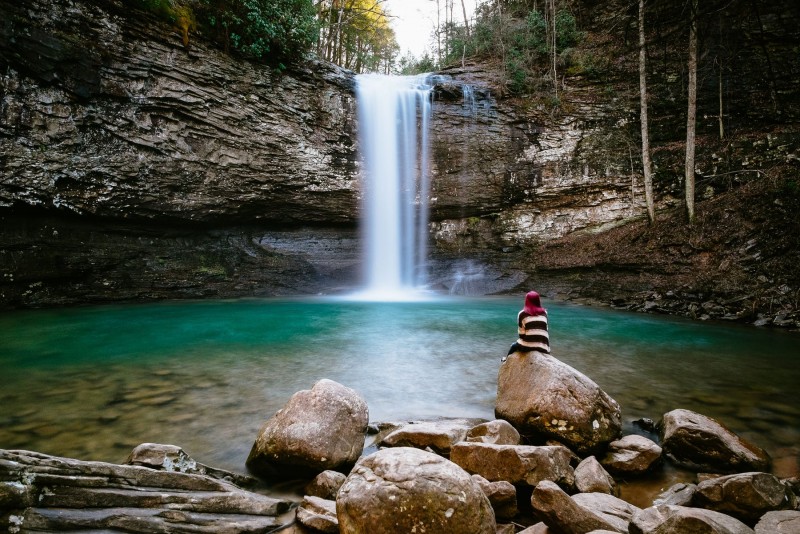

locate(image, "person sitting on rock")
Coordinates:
507 290 550 355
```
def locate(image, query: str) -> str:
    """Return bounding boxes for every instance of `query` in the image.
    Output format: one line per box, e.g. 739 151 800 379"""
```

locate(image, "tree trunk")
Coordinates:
685 0 698 223
551 0 558 98
460 0 470 38
639 0 655 223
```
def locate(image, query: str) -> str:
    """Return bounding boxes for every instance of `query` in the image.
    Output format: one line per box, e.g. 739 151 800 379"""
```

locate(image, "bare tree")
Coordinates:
639 0 655 223
685 0 698 223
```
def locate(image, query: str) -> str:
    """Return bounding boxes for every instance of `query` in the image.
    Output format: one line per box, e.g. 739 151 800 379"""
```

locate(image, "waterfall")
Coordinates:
355 74 433 299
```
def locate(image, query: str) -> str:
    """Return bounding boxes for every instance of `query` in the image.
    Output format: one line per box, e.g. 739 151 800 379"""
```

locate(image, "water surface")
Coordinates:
1 297 797 486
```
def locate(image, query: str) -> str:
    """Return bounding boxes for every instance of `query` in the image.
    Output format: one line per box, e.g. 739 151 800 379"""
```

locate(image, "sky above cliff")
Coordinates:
384 0 480 58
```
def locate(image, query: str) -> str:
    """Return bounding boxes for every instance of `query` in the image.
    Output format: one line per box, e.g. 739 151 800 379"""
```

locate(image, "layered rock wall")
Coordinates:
0 0 663 307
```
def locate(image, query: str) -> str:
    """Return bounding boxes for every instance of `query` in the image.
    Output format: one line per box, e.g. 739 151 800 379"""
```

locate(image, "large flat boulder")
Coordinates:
246 379 369 478
0 449 291 533
659 409 771 474
336 447 496 533
450 442 575 490
496 351 621 454
379 418 480 455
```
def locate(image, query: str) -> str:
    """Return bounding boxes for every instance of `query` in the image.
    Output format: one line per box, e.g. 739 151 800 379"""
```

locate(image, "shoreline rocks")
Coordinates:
4 367 798 534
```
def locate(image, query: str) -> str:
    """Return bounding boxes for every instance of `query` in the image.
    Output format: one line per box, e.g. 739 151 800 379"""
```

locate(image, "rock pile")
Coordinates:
2 354 798 534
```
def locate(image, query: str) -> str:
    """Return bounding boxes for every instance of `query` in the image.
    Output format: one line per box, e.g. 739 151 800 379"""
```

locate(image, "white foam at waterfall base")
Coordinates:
353 73 433 301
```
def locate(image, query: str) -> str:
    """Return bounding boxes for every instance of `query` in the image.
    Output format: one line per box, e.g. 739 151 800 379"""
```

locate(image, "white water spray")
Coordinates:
355 74 433 300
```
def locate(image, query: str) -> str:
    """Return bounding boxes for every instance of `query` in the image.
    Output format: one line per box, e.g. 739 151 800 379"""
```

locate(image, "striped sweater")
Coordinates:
515 311 550 353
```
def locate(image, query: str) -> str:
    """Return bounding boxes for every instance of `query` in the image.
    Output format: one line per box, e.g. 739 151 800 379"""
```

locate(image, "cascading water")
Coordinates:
355 74 433 299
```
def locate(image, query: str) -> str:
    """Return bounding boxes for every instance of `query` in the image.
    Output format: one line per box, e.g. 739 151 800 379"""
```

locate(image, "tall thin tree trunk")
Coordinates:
551 0 558 98
639 0 655 223
718 58 725 139
685 0 698 223
436 0 442 64
460 0 470 38
460 0 470 67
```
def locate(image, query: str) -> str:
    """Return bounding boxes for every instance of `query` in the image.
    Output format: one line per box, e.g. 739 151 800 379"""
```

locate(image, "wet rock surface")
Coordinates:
0 448 292 533
246 379 369 478
495 350 622 454
335 446 496 534
660 409 772 474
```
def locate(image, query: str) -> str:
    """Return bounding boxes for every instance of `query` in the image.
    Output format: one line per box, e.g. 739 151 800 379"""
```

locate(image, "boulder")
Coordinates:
754 510 800 534
630 504 755 534
336 447 496 534
530 480 629 533
653 483 697 506
246 379 369 478
0 449 291 533
450 442 575 490
659 409 770 474
466 419 522 445
471 474 518 519
126 442 258 488
601 434 662 476
693 472 797 525
575 456 616 494
518 523 554 533
495 351 621 454
296 495 338 534
379 418 480 455
305 470 347 500
572 492 642 531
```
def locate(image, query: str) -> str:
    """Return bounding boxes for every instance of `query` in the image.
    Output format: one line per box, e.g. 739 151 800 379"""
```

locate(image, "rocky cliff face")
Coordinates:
1 0 647 307
1 0 797 322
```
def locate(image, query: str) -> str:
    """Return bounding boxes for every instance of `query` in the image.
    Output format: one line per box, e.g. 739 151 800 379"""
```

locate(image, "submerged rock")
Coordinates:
336 447 496 534
659 409 771 474
495 351 622 454
246 379 369 478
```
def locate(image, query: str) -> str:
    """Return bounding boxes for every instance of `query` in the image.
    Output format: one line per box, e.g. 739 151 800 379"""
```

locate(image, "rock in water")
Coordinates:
336 447 496 534
659 409 771 474
246 379 368 478
495 351 621 454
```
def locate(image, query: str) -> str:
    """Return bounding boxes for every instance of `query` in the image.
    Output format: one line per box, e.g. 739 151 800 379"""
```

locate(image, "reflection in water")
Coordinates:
1 297 798 491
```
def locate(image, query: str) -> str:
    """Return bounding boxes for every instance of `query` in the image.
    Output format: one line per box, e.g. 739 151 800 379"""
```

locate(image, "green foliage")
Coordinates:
131 0 317 68
444 2 586 95
398 52 437 75
198 0 317 66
